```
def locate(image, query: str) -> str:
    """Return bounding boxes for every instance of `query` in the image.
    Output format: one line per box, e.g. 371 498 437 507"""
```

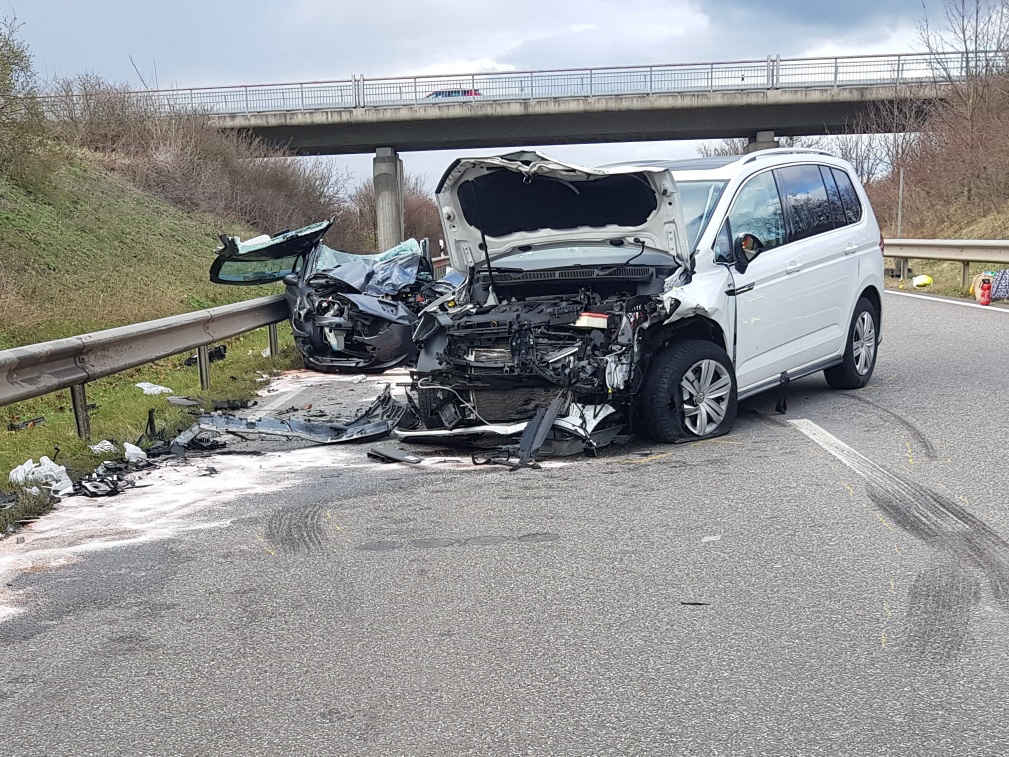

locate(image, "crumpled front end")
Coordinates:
293 286 418 373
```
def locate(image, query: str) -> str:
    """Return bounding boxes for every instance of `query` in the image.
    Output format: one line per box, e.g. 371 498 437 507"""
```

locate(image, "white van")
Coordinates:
405 148 883 444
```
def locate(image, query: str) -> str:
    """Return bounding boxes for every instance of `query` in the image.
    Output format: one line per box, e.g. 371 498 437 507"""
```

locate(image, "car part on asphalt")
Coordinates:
367 443 423 464
172 385 405 449
209 219 463 373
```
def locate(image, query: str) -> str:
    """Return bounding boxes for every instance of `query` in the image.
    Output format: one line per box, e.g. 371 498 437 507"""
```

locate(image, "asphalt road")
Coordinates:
2 290 1008 756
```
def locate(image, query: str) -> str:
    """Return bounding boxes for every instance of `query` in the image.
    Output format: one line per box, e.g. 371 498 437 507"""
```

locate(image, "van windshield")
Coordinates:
678 180 728 249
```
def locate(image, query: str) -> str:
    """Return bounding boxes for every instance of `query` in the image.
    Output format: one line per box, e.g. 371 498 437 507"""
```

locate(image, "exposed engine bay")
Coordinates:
402 261 688 454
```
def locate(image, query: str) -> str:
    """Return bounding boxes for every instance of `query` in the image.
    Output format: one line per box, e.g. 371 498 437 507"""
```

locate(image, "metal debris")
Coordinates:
7 416 45 431
184 344 227 366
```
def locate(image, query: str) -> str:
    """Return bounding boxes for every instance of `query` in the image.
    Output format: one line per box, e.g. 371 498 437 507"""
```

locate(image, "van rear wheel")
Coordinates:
639 340 738 442
824 297 878 390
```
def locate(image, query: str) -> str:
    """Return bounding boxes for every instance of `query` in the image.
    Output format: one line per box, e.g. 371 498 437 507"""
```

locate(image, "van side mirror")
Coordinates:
732 233 763 274
282 273 299 287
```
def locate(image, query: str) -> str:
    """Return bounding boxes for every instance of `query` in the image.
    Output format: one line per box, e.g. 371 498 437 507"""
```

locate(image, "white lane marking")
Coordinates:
788 418 887 482
885 289 1009 313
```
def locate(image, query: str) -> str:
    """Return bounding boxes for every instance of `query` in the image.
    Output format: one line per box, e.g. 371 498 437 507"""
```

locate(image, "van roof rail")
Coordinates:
742 147 835 163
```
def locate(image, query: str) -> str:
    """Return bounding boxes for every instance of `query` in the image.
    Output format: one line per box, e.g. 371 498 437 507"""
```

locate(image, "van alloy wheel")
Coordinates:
680 359 732 436
852 311 876 376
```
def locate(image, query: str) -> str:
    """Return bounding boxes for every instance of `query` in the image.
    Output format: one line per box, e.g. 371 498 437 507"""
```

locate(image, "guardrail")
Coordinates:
0 295 288 439
38 49 1004 117
885 239 1009 287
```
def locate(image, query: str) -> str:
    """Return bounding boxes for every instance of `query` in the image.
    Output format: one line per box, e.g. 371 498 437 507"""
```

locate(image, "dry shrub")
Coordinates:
45 74 352 236
0 15 52 184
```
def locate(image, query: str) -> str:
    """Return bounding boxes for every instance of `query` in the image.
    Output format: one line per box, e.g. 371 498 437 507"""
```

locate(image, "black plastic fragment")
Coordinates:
367 443 422 464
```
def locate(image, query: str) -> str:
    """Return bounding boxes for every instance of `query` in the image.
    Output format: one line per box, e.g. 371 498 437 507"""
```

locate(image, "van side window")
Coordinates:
774 164 835 241
819 166 846 228
713 171 786 260
831 168 863 224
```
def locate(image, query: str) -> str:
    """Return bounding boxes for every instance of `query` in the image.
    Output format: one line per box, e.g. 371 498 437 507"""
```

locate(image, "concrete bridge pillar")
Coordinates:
374 146 405 250
744 130 777 153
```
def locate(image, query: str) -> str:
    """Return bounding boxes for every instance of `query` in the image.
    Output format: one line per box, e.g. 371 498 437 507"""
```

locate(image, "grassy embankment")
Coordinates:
0 152 300 510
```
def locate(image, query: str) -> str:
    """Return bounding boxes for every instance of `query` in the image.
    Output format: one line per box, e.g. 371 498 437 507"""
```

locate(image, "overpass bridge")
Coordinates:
125 51 961 246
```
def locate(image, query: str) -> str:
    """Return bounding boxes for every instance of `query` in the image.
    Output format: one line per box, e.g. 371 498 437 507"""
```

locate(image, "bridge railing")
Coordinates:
35 50 1009 118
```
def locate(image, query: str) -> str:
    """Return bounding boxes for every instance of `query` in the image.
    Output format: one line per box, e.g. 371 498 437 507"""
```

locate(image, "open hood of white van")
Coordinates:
435 150 690 271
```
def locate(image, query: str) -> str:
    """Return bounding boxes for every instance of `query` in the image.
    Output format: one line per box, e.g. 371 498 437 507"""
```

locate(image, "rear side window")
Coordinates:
819 166 846 228
831 168 863 224
774 164 835 242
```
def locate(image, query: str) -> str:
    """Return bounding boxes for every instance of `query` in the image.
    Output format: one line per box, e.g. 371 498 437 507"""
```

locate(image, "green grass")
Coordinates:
0 150 304 499
0 150 279 347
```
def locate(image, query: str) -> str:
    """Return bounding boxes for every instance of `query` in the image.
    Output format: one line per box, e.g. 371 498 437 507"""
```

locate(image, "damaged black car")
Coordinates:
210 219 462 372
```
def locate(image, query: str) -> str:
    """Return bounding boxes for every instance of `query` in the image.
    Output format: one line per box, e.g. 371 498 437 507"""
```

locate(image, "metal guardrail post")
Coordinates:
244 86 249 114
648 66 653 94
70 383 91 441
708 62 714 91
300 83 305 109
962 262 971 290
833 58 839 87
589 69 593 96
528 71 533 99
198 345 211 390
268 324 280 357
413 78 418 103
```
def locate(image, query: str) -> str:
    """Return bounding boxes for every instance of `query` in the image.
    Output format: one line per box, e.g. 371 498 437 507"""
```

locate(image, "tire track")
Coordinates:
265 503 327 554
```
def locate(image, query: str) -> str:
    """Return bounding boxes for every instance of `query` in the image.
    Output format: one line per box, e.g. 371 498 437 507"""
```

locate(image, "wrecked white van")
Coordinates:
402 149 883 450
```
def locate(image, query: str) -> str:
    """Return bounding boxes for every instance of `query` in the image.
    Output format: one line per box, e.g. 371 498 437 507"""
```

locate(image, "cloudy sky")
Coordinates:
18 0 932 186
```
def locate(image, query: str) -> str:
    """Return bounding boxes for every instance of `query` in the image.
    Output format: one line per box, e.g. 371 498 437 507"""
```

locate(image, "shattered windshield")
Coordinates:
678 180 728 250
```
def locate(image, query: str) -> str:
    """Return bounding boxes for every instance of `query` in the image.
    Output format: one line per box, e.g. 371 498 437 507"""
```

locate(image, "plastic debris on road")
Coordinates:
123 442 148 463
9 457 75 497
88 440 118 455
135 382 173 395
912 274 934 289
701 534 722 543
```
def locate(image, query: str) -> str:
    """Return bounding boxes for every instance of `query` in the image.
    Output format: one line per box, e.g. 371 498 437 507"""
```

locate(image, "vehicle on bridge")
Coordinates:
425 88 481 99
400 148 883 450
209 220 462 372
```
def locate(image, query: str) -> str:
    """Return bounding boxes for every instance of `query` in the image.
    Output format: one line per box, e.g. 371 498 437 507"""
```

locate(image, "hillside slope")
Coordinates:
0 151 280 348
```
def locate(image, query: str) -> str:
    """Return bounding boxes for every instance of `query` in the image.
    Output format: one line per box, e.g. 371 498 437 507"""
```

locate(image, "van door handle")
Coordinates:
785 262 801 274
844 243 859 255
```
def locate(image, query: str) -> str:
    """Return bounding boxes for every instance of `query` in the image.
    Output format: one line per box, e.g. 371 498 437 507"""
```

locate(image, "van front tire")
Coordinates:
639 339 738 442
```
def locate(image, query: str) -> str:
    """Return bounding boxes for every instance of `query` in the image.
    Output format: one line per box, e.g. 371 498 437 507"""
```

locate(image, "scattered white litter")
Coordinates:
122 443 147 463
135 382 173 395
701 534 722 543
88 440 117 455
9 457 74 497
261 348 270 358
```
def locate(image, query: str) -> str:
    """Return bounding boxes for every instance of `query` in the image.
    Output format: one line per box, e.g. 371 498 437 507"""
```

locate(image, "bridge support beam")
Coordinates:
374 146 404 250
744 130 777 153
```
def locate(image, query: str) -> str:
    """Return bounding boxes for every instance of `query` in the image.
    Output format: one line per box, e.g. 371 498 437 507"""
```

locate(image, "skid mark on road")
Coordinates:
839 393 938 459
791 418 1009 659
